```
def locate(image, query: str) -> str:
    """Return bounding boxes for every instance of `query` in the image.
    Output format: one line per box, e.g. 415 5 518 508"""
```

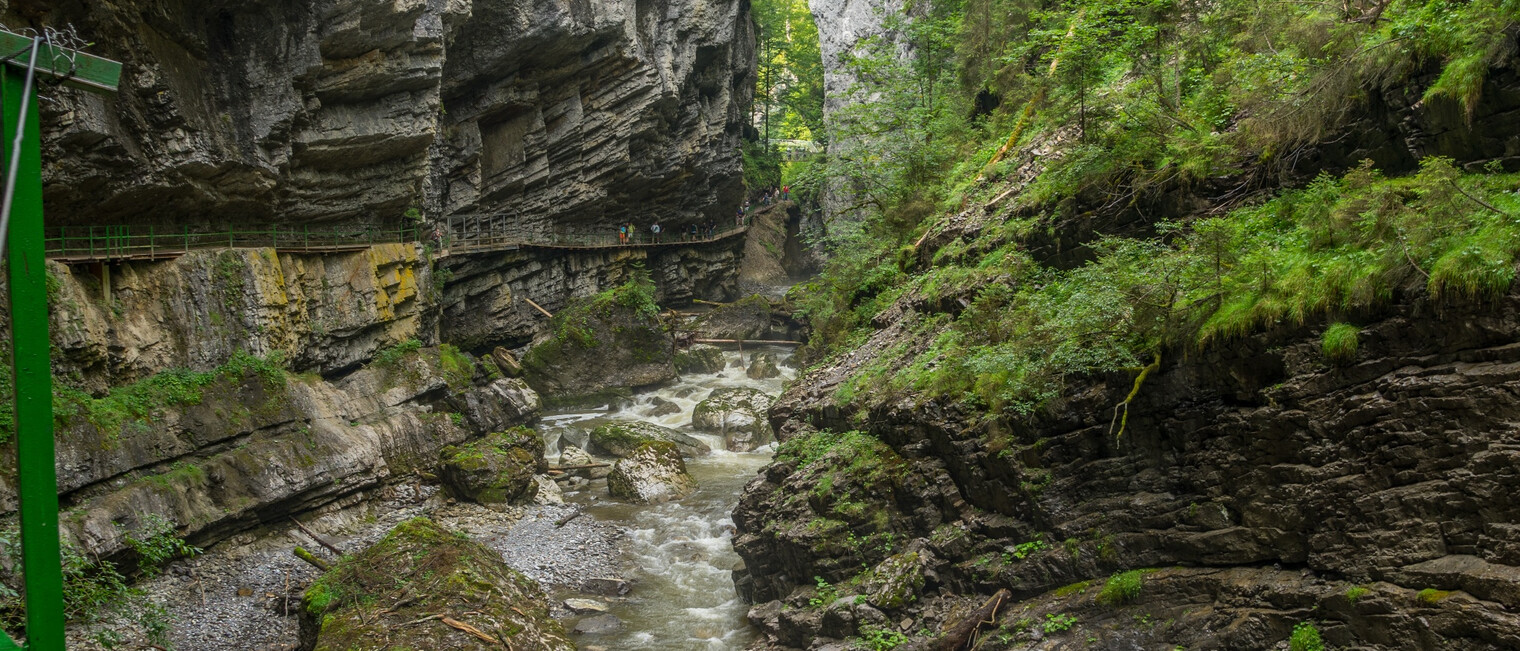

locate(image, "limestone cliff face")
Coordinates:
808 0 903 225
21 0 754 231
47 246 433 391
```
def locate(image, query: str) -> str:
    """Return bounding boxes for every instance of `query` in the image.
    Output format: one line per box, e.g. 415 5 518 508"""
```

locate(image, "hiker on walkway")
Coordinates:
651 222 661 243
619 223 627 244
782 185 789 201
690 223 699 241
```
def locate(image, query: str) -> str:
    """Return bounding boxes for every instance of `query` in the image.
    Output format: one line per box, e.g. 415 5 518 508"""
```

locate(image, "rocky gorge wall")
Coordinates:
0 0 761 569
18 0 754 232
731 43 1520 651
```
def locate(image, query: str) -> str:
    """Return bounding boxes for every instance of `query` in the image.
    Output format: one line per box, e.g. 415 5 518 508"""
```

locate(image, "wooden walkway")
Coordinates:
43 216 753 263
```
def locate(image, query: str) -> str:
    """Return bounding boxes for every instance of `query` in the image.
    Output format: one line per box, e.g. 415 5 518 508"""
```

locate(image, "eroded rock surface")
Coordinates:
439 427 547 505
27 0 755 233
589 421 711 458
520 284 676 401
607 441 696 504
675 344 728 374
735 289 1520 649
692 387 776 451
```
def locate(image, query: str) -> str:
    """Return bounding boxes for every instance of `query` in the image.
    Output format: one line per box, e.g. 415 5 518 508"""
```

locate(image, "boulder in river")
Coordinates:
674 344 727 374
589 421 711 458
746 351 781 379
692 387 776 452
299 517 572 650
559 445 610 479
607 441 696 504
438 426 546 505
521 279 675 403
644 396 682 417
690 294 772 340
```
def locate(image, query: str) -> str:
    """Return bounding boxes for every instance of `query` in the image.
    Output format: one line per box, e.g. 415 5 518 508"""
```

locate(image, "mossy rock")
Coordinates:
521 279 675 401
589 421 711 458
860 551 925 610
746 351 781 379
299 517 572 650
691 294 772 340
607 441 696 504
692 387 776 452
674 344 726 374
438 426 546 505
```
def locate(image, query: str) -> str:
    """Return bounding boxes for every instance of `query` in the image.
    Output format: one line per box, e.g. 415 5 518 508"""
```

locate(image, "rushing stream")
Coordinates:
536 345 797 649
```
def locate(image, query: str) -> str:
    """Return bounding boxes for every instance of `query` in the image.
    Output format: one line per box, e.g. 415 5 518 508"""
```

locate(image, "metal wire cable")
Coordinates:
0 36 41 260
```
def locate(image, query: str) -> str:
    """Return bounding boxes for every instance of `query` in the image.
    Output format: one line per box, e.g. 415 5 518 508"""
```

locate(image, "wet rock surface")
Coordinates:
589 420 712 458
606 441 697 504
521 287 676 401
691 294 774 340
439 426 548 505
676 344 729 375
746 351 782 379
692 386 777 451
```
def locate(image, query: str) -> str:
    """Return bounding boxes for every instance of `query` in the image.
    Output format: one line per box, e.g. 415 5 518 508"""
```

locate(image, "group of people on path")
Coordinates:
616 218 722 245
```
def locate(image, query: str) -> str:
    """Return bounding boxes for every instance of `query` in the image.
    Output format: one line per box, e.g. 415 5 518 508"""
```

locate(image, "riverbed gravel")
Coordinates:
70 480 626 651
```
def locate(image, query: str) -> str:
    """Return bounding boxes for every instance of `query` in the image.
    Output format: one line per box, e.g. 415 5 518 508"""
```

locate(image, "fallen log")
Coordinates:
692 299 728 307
524 297 554 318
555 510 584 528
692 338 803 345
293 546 331 572
291 516 344 556
551 463 611 471
935 588 1011 651
441 616 501 644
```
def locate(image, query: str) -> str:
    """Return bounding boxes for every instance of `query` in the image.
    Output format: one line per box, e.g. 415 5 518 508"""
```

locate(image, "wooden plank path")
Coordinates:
43 216 753 262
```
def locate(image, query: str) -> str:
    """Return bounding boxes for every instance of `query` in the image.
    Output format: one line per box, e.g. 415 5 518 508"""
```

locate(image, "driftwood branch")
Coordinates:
293 546 331 572
441 616 501 644
551 463 611 471
524 298 554 318
291 516 344 556
935 589 1011 650
555 510 584 527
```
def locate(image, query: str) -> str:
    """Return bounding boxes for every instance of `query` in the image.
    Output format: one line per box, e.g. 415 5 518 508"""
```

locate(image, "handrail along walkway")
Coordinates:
43 214 754 263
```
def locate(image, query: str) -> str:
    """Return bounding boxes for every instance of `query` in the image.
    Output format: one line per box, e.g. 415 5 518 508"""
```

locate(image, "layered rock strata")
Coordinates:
22 0 755 233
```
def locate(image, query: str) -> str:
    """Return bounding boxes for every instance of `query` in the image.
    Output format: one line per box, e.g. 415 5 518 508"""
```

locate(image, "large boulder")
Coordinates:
438 427 547 505
692 387 776 451
300 517 572 651
675 344 727 374
607 442 697 504
691 294 773 340
459 378 542 428
590 421 712 458
521 280 676 403
746 351 781 379
558 444 610 479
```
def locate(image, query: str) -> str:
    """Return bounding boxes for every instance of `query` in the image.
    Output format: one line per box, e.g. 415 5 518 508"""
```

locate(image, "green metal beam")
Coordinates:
0 31 120 93
3 63 63 651
0 28 119 650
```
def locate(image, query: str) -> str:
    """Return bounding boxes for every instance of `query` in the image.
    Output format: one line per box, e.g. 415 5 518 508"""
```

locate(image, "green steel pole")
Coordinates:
3 64 65 651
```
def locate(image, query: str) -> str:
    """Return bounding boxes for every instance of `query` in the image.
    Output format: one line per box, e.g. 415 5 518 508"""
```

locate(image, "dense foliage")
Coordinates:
792 0 1520 418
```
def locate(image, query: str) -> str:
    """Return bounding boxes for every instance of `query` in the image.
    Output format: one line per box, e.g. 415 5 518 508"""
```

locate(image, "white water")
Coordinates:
535 346 796 649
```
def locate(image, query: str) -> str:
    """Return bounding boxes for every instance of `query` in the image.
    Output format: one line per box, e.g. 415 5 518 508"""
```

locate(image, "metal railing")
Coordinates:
45 224 423 260
43 214 755 261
